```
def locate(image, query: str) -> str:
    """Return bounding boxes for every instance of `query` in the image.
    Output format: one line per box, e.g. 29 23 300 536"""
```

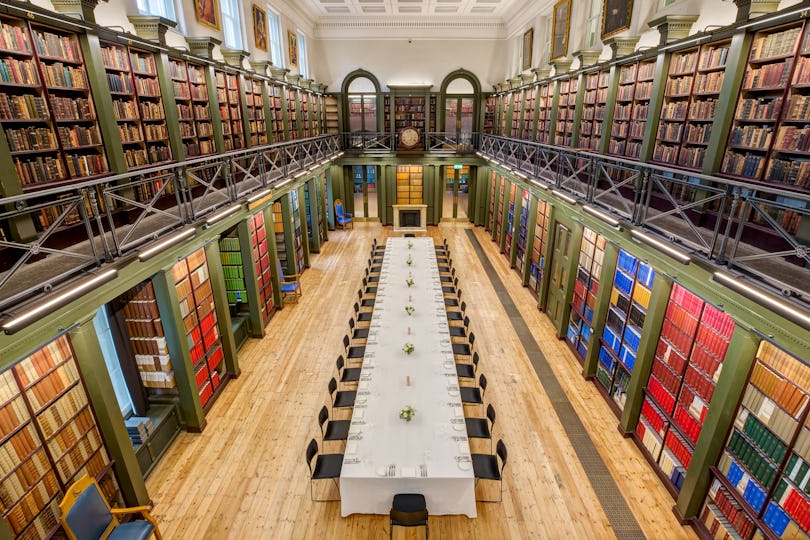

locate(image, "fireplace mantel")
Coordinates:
392 204 428 234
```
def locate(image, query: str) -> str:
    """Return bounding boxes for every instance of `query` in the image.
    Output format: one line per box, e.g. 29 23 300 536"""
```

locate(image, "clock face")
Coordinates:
400 127 420 148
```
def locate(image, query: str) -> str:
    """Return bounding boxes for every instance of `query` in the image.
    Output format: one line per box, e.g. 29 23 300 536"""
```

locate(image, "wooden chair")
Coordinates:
59 475 163 540
334 199 353 229
277 259 302 304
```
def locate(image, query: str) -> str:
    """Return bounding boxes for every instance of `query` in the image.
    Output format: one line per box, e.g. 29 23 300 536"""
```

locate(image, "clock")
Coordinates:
399 127 421 149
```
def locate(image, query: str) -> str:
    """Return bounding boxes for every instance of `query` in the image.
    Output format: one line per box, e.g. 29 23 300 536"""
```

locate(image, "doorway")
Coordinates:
546 222 572 330
442 165 469 221
352 165 379 220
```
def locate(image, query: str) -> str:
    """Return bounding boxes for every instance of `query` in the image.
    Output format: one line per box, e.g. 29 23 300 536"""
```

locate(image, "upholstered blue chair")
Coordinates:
277 259 302 303
59 475 162 540
334 198 353 229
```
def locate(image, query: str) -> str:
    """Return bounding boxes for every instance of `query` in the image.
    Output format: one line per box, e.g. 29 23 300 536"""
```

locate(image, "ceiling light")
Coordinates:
583 205 620 228
248 188 272 203
138 228 196 262
1 269 118 333
530 179 549 190
712 272 810 331
738 6 808 30
205 204 241 226
630 229 691 264
552 189 577 205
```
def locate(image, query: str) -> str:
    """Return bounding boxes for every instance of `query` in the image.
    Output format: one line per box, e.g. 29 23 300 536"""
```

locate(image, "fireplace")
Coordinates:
400 210 420 228
392 204 427 233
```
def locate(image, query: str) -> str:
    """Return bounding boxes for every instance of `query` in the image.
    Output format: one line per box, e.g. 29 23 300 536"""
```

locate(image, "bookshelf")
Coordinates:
393 95 428 145
429 94 437 134
303 181 315 245
269 82 285 142
515 189 531 276
483 96 495 134
579 70 609 150
529 198 550 298
215 70 244 151
316 175 327 243
272 201 286 271
536 82 553 143
301 90 311 138
504 183 517 257
522 86 536 140
250 211 275 324
595 250 655 412
172 248 226 411
121 281 175 393
722 22 810 191
566 227 606 363
285 86 298 139
609 59 655 159
486 172 496 232
510 90 523 139
383 94 391 132
0 16 110 190
636 283 735 495
555 77 579 146
697 341 810 539
497 93 507 136
653 40 731 171
245 77 267 147
169 58 213 158
289 190 304 273
219 233 248 309
100 41 172 171
0 335 119 539
325 94 339 134
495 176 505 242
395 165 423 204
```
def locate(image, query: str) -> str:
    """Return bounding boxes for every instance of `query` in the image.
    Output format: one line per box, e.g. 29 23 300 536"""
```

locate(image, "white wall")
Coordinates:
312 38 507 93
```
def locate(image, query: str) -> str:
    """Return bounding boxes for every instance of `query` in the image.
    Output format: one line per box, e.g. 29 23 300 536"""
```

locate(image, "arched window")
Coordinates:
440 71 480 137
344 72 380 133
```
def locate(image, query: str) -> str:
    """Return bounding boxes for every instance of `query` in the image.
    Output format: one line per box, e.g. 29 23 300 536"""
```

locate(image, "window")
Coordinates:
586 0 602 49
93 307 135 417
221 0 243 50
136 0 176 21
297 31 309 78
268 8 283 67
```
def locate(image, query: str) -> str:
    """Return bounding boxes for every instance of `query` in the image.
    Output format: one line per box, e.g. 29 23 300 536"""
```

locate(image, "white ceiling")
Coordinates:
301 0 524 17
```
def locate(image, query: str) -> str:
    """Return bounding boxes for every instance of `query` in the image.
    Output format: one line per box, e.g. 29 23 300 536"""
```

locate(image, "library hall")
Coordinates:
0 0 809 538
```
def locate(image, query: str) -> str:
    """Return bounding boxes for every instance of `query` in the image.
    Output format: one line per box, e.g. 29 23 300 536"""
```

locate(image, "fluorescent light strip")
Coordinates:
248 188 272 203
530 179 549 190
2 269 118 333
138 228 196 261
205 204 241 226
583 204 620 228
275 178 293 188
630 229 691 264
661 35 705 52
294 170 307 178
738 6 808 30
551 189 577 205
514 171 527 179
713 272 810 331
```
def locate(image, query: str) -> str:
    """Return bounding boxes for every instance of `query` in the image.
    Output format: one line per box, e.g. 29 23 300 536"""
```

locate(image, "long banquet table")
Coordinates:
340 237 477 517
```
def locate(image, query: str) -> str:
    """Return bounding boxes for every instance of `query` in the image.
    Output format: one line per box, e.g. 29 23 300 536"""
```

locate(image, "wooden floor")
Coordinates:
145 222 697 539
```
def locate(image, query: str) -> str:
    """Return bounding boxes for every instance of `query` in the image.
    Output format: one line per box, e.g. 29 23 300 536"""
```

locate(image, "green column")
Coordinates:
68 315 150 506
570 73 586 147
237 218 264 337
582 241 619 379
676 328 761 520
80 31 126 173
521 196 539 286
548 81 561 144
203 241 239 378
536 202 557 312
263 203 283 307
497 181 510 251
307 178 322 253
553 221 583 337
298 184 311 268
639 53 669 163
619 275 674 433
152 270 206 432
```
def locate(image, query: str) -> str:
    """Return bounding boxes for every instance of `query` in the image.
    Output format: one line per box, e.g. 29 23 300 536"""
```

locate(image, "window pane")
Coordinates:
268 10 283 67
348 96 363 132
460 98 474 134
445 100 458 136
362 95 376 131
93 307 134 417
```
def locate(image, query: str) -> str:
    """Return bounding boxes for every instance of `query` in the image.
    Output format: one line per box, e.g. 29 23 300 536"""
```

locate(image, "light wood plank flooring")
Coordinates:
145 222 697 539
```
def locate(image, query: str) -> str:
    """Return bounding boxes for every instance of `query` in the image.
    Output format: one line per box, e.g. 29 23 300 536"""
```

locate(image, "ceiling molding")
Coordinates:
314 17 507 40
504 0 553 38
267 0 318 35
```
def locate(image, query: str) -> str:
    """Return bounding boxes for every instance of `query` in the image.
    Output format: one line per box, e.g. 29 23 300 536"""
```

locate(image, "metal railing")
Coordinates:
479 134 810 303
341 132 476 153
0 135 340 312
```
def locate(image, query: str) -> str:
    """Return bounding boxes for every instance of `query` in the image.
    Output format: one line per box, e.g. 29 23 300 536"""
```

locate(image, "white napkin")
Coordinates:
453 407 463 418
346 442 359 454
401 467 416 478
354 408 364 419
458 441 469 454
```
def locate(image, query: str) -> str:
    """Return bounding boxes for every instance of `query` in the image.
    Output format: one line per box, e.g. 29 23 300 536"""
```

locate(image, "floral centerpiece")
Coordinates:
405 278 414 287
402 343 415 355
406 255 413 266
404 305 415 316
407 241 413 249
399 405 416 422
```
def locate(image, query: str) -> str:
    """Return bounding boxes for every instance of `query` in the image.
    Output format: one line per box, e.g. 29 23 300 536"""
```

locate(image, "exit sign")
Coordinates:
453 164 463 170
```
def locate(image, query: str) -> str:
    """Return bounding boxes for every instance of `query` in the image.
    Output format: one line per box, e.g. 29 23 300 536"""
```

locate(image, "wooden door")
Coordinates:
546 222 572 331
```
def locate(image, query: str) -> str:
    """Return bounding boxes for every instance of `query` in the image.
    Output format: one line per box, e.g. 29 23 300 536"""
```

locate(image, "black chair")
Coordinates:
456 352 479 380
328 377 356 412
445 288 461 308
354 302 373 324
389 493 428 539
363 277 378 295
449 316 470 339
460 373 486 406
438 259 453 274
367 257 382 274
466 404 496 451
358 288 375 308
403 233 416 238
336 355 361 385
365 267 379 283
453 332 475 359
442 277 458 294
349 318 369 340
440 268 455 283
318 405 350 444
343 334 366 362
447 301 466 323
472 439 507 502
305 438 343 501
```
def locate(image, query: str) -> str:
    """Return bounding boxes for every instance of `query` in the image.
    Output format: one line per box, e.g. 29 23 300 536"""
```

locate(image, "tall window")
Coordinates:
268 8 283 67
347 77 377 132
221 0 243 50
586 0 602 49
93 307 134 417
297 31 309 78
136 0 176 21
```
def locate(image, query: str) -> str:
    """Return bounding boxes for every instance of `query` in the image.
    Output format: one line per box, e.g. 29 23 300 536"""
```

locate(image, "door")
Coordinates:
352 165 379 221
545 222 572 330
445 97 475 143
441 165 470 221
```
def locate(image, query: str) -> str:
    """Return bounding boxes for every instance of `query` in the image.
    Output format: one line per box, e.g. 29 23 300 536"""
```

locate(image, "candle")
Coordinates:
407 326 411 335
406 375 411 386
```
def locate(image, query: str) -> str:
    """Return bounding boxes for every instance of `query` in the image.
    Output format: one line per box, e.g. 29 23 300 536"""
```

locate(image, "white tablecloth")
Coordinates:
340 238 476 517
